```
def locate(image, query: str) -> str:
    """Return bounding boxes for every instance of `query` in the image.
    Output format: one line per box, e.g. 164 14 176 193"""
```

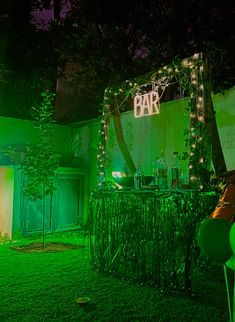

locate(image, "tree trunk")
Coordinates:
110 102 136 175
53 0 61 21
42 186 45 248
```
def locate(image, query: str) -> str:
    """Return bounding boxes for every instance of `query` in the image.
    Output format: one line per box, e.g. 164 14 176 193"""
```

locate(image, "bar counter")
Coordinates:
89 189 219 293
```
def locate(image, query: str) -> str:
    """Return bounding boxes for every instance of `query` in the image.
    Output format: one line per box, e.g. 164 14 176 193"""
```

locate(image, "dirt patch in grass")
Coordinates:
10 242 85 253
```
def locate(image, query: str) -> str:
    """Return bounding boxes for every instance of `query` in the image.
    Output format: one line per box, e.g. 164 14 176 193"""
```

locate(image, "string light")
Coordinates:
188 62 194 69
198 96 203 103
97 53 208 189
198 115 204 122
181 60 189 67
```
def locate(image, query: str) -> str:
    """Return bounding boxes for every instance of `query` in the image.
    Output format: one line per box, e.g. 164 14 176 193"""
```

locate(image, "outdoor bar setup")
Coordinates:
89 53 220 293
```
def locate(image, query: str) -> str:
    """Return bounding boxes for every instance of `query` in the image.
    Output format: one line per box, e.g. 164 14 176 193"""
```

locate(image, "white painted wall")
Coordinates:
0 117 72 166
71 86 235 188
213 87 235 170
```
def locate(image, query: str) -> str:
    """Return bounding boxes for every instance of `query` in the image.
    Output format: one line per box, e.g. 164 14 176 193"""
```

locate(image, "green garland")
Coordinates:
89 189 219 293
97 53 211 190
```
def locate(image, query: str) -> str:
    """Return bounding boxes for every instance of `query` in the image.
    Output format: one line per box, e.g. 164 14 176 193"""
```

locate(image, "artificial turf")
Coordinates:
0 230 233 321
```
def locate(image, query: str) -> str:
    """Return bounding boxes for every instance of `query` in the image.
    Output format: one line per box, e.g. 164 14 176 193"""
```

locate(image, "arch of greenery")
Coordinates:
96 53 226 190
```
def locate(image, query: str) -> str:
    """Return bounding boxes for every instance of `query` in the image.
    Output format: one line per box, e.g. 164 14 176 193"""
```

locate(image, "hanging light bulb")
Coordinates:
198 96 203 103
198 115 204 122
192 53 199 60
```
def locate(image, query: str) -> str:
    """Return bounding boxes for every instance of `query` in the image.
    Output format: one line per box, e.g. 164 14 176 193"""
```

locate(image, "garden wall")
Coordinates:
71 86 235 188
0 116 72 166
0 117 87 238
0 166 88 239
71 120 100 192
213 87 235 171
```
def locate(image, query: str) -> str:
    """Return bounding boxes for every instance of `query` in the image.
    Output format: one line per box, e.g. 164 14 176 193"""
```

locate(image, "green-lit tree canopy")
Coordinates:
0 0 234 122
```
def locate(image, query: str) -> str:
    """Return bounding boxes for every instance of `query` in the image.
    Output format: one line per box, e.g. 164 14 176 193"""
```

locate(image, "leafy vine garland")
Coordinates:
97 53 211 190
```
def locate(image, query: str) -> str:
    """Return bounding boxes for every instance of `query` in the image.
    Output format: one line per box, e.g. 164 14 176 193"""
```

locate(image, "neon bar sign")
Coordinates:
134 91 160 118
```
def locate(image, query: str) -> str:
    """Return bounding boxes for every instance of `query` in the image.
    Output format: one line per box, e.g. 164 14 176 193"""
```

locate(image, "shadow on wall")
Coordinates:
72 125 98 168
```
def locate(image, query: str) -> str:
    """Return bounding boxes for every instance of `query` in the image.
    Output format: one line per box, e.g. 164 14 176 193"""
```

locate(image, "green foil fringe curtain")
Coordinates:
89 190 218 293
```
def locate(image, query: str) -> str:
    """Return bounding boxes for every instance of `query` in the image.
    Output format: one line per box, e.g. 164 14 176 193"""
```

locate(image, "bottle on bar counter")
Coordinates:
171 151 181 189
134 165 145 190
153 156 159 185
156 151 168 190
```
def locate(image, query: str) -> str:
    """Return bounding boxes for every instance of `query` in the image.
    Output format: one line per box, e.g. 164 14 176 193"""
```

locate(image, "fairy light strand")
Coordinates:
97 53 209 190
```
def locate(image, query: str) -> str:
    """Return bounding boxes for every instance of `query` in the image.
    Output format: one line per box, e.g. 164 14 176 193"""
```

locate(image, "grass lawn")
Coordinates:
0 230 233 321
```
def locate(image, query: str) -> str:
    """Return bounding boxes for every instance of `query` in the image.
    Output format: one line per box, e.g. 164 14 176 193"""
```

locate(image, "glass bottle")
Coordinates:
152 156 159 186
171 152 181 189
134 165 145 190
181 151 189 188
157 151 168 190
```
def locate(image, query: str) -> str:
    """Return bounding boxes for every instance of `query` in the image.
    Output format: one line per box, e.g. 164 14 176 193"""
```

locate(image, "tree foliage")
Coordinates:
50 0 235 121
0 0 58 119
10 92 60 201
1 0 235 122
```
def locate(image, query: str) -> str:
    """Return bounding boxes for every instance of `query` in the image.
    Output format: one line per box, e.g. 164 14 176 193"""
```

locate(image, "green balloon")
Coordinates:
198 218 233 263
226 254 235 270
229 223 235 254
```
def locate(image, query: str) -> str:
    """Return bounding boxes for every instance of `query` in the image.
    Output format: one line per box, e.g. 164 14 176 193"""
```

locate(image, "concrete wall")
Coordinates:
1 87 234 238
0 166 89 239
71 86 235 189
0 117 72 166
71 120 100 192
213 87 235 171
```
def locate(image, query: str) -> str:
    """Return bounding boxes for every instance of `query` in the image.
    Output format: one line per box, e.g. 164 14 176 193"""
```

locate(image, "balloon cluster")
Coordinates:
198 170 235 269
